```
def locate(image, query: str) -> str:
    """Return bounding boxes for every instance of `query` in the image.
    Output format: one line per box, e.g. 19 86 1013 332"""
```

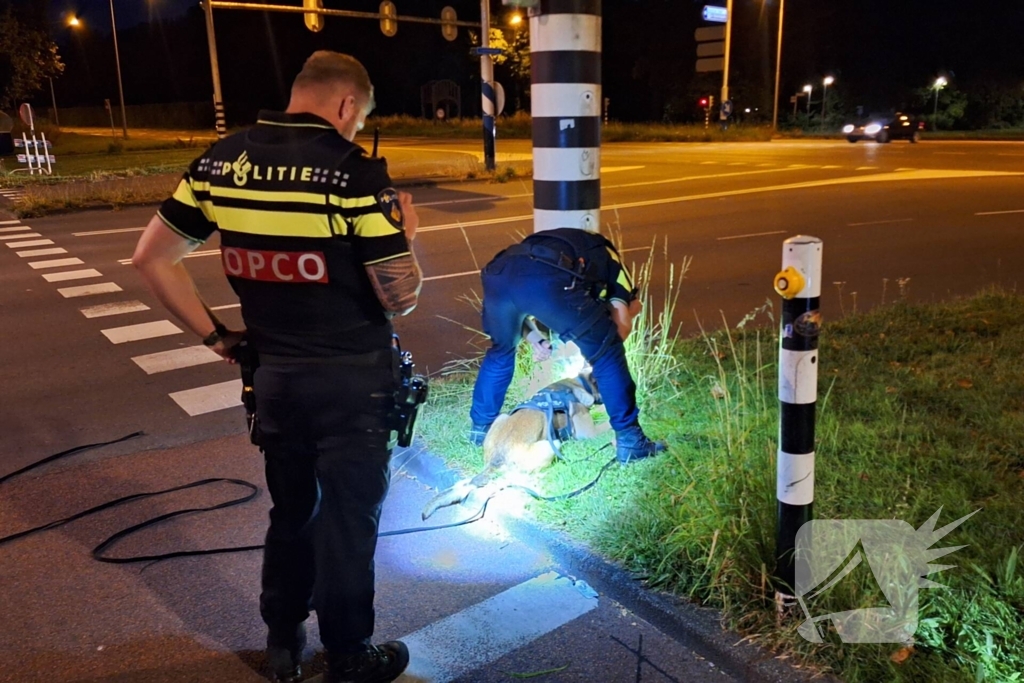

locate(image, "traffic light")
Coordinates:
304 0 324 32
699 97 709 108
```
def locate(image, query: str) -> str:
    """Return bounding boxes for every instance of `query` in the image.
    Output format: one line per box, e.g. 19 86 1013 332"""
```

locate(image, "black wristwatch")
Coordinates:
202 330 223 347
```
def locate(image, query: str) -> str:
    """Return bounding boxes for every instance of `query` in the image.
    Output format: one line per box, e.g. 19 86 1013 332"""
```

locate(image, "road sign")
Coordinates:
720 99 733 120
303 0 324 32
501 0 539 6
695 26 726 42
697 42 725 57
17 154 56 164
441 6 458 41
14 138 52 149
702 5 728 23
380 1 397 37
474 47 503 56
696 58 725 73
18 103 34 130
495 82 506 116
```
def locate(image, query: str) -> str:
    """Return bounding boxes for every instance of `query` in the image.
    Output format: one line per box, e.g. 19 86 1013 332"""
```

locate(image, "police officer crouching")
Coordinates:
132 52 421 683
470 228 667 463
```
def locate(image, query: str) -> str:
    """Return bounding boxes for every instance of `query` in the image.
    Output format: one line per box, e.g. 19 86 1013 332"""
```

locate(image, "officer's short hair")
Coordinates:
293 51 375 111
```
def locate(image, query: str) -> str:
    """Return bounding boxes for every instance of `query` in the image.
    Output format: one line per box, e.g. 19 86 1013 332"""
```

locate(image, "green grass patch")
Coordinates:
417 277 1024 682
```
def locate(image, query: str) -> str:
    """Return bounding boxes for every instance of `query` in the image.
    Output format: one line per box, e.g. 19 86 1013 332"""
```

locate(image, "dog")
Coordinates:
420 372 607 520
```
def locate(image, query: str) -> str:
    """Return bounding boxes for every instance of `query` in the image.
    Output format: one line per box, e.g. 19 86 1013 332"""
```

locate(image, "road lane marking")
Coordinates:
0 232 40 240
620 247 651 253
58 282 123 298
101 320 183 344
7 239 54 248
855 166 878 171
601 165 646 173
847 218 914 227
976 209 1024 216
935 151 968 155
170 379 243 416
17 247 67 257
80 301 151 318
73 227 147 237
397 572 597 683
118 248 220 265
29 257 85 269
211 303 241 310
423 270 479 282
821 165 842 169
132 345 221 375
716 230 787 241
41 268 104 283
895 168 917 172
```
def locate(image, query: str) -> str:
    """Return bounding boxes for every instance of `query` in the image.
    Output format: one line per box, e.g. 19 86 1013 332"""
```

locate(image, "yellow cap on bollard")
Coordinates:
774 266 805 299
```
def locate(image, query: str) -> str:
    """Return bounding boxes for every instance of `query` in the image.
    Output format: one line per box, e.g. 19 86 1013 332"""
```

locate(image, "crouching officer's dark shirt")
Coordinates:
516 228 636 305
158 110 410 358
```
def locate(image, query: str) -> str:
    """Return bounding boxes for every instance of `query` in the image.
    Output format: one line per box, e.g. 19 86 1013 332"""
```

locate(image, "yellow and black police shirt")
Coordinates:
158 111 411 358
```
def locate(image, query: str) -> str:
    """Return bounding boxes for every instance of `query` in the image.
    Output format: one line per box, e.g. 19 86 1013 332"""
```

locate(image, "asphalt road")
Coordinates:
1 138 1021 682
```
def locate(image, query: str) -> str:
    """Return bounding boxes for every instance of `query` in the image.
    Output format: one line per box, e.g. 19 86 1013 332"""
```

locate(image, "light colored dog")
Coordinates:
421 373 607 520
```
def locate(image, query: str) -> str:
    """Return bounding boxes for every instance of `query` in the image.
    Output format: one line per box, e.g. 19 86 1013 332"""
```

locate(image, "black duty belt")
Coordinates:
259 349 392 367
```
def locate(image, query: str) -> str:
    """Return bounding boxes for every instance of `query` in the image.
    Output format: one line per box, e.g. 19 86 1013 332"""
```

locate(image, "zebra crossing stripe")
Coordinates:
58 282 122 298
0 232 41 240
18 247 67 257
169 380 242 416
42 268 103 283
7 239 54 248
29 258 85 270
0 226 32 233
80 301 151 318
100 320 182 344
132 346 221 375
0 220 23 226
397 572 598 683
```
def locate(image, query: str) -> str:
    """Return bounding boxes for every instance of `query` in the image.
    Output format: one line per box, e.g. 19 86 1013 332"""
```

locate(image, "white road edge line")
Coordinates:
396 572 598 683
73 227 147 237
975 209 1024 216
716 230 787 241
210 303 241 311
101 320 183 344
847 218 914 227
119 248 219 265
423 270 479 282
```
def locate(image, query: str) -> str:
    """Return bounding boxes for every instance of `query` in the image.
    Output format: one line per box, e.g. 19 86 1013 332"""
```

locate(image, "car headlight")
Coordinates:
843 124 855 133
864 123 882 135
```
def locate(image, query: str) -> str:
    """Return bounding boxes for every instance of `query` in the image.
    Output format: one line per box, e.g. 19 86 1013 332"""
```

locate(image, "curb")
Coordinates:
392 441 838 683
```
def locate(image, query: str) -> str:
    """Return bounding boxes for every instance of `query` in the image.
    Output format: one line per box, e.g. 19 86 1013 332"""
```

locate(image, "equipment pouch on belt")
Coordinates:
390 335 429 448
234 339 262 446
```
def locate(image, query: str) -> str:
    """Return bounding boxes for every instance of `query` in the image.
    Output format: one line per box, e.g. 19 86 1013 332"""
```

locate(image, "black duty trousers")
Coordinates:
253 353 396 663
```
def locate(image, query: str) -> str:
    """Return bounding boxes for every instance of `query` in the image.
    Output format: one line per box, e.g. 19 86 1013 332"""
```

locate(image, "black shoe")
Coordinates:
615 426 667 464
266 646 302 683
468 423 490 447
329 641 410 683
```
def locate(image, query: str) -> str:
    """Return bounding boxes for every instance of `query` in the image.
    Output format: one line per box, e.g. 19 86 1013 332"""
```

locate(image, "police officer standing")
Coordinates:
470 228 666 463
132 52 419 683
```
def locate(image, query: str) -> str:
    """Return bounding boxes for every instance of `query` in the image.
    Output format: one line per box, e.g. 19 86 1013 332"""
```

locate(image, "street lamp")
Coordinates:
803 84 812 116
822 75 834 120
933 76 947 129
770 0 786 132
509 13 522 26
108 0 129 139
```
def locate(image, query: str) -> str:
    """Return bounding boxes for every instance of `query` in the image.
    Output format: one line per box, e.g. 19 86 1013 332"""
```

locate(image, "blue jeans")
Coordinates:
470 254 640 432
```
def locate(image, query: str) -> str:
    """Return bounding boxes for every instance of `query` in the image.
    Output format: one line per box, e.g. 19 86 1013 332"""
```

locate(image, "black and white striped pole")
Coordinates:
773 236 823 593
480 0 497 171
528 0 602 233
202 0 228 138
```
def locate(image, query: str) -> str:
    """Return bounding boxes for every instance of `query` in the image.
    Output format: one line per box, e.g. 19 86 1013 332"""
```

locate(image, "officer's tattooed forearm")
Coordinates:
366 255 423 316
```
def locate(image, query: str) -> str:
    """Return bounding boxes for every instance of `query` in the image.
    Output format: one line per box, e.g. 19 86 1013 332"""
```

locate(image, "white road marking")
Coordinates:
855 166 879 171
0 232 41 240
716 230 787 241
847 218 914 227
132 345 221 375
821 165 842 169
894 168 917 172
935 151 968 155
396 572 597 683
41 268 104 283
976 209 1024 216
210 303 241 311
118 248 219 265
101 320 183 344
7 239 54 248
601 165 645 173
169 379 243 416
73 227 146 237
17 247 67 257
619 247 651 253
29 257 85 269
423 270 479 282
80 301 151 318
0 220 24 226
58 282 123 298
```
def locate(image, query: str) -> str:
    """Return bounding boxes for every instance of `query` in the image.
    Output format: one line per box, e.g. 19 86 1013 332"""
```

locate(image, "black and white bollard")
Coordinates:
773 236 823 593
480 0 497 171
529 0 602 233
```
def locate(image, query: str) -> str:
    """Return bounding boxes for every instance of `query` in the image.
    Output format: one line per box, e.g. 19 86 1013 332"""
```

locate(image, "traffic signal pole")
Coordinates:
720 0 734 109
529 0 602 233
202 1 228 138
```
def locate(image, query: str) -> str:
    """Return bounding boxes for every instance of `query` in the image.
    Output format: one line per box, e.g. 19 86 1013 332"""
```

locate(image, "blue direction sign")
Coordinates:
473 47 503 56
702 5 728 22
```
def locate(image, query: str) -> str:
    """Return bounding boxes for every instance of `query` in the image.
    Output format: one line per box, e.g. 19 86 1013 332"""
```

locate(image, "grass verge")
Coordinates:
416 272 1024 682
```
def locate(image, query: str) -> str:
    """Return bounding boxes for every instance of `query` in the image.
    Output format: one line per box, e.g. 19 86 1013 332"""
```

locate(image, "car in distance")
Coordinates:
843 113 925 143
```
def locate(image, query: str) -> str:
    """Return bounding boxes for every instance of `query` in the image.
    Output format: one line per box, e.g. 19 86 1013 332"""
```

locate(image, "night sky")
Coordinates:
27 0 1024 125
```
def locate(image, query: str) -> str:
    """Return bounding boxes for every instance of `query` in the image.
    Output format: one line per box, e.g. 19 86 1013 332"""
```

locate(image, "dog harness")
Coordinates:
513 388 581 444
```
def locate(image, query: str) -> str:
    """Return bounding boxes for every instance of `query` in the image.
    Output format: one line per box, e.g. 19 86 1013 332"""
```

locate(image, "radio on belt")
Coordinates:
390 335 429 448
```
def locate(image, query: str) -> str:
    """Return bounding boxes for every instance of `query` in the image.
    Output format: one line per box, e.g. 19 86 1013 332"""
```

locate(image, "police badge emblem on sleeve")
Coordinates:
377 188 405 229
